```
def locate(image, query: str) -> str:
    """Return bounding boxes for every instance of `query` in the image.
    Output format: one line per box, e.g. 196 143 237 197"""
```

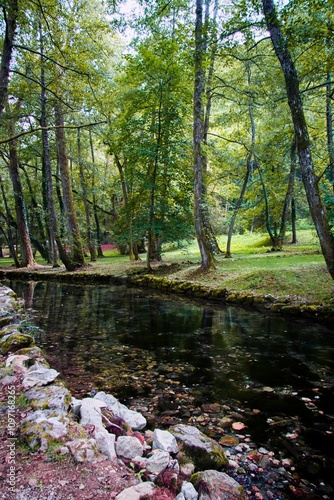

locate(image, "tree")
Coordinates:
262 0 334 279
0 0 18 118
193 0 216 270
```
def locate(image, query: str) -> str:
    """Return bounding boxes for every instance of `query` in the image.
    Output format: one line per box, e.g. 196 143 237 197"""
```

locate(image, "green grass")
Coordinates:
1 230 333 305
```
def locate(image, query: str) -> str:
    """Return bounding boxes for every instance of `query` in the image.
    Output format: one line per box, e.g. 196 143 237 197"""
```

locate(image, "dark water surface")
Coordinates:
8 280 334 494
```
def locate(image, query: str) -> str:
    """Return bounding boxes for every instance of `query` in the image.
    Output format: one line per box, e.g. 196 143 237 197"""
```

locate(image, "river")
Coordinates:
8 280 334 498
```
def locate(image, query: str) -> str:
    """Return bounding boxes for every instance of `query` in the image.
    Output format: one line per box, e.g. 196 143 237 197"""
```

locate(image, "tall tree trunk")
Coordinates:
203 0 222 255
225 162 250 258
7 104 36 267
226 62 253 257
326 75 334 188
280 137 297 241
114 153 139 261
0 175 19 266
193 0 215 270
77 129 96 261
262 0 334 279
89 129 104 258
54 100 85 270
40 24 60 267
291 197 297 244
0 0 18 119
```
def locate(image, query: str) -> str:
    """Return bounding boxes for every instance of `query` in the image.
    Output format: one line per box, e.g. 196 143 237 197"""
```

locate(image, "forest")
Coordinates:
0 0 333 278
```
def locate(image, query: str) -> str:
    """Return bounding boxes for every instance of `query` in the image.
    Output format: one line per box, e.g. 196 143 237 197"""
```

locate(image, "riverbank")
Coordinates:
0 250 333 323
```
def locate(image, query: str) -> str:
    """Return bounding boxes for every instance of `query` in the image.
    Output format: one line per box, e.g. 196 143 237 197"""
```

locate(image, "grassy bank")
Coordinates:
0 230 333 315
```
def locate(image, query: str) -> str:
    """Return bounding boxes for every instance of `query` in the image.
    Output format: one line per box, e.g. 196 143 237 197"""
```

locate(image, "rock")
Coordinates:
66 438 104 463
79 397 107 426
192 470 246 500
181 480 198 499
94 391 146 430
180 462 195 478
146 450 171 476
21 409 69 451
0 333 35 354
170 424 228 470
153 428 179 454
93 425 116 460
6 354 31 373
15 346 43 358
24 383 71 413
115 435 144 459
114 481 156 500
175 495 186 500
219 435 239 447
22 363 59 389
0 374 17 386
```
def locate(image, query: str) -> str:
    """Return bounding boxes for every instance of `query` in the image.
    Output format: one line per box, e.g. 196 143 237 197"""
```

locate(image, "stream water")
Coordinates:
8 280 334 498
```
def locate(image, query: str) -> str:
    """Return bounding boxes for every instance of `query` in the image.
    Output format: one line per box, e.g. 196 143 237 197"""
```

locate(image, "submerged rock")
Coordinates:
192 469 246 500
171 424 228 470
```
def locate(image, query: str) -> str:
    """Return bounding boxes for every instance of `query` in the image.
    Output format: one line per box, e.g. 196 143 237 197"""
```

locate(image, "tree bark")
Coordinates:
77 129 97 261
0 0 18 119
0 175 19 266
89 129 104 257
54 100 85 270
7 104 36 267
193 0 215 270
262 0 334 279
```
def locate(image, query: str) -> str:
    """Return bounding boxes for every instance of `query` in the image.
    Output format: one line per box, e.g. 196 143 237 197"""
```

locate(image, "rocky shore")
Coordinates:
0 285 332 499
0 265 333 323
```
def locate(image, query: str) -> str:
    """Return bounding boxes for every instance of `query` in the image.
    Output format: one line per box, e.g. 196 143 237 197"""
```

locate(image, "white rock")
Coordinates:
146 450 171 476
153 428 179 454
181 480 198 500
93 425 116 460
22 363 59 389
115 435 143 459
94 391 146 430
115 482 156 500
79 398 107 427
6 354 30 373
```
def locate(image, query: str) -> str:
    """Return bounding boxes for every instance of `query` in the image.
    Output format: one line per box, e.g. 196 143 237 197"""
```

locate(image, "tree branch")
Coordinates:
0 121 108 144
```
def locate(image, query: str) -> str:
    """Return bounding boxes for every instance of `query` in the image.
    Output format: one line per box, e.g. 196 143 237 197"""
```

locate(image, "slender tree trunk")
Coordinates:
39 24 60 267
0 0 18 119
291 197 297 244
280 137 297 241
326 75 334 188
201 0 222 255
114 153 140 261
226 62 253 257
7 104 36 267
77 129 96 261
225 163 250 258
21 165 49 261
193 0 215 270
54 100 85 270
89 129 104 258
262 0 334 278
0 175 19 266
